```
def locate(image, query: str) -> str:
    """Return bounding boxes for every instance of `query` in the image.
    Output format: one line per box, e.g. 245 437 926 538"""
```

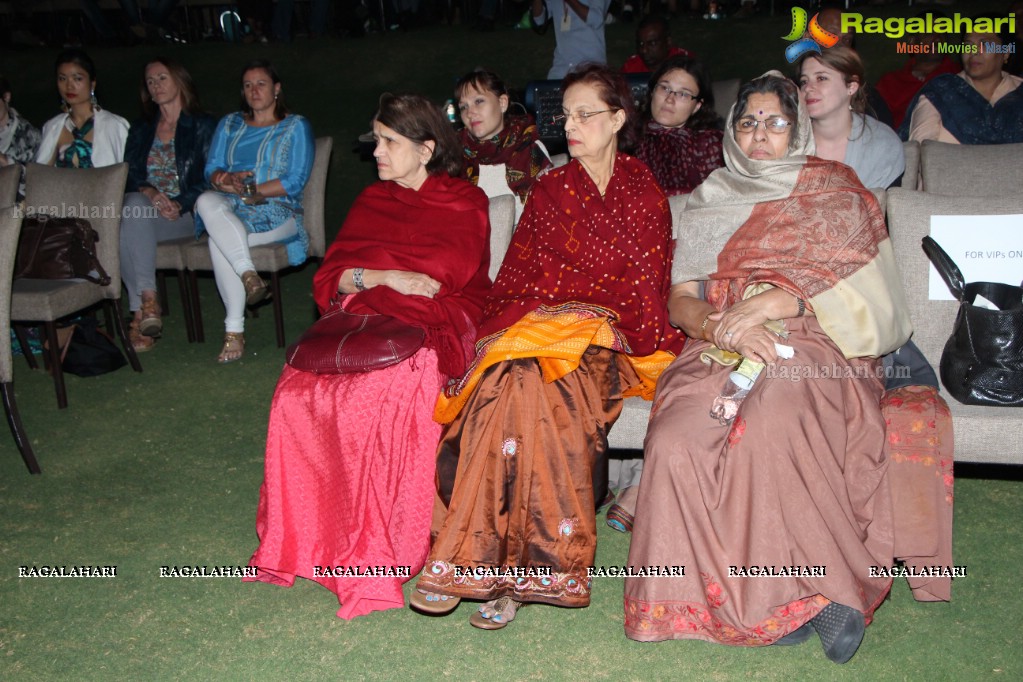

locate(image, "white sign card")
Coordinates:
928 215 1023 301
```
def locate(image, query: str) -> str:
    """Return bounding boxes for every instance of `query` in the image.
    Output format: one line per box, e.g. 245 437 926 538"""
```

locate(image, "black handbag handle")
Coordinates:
922 236 965 301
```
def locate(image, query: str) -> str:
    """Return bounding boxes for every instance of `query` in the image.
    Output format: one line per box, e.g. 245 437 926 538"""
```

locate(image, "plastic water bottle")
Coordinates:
710 358 765 425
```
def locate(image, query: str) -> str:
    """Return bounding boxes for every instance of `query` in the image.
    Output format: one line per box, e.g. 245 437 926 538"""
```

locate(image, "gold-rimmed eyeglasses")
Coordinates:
551 109 619 125
733 116 793 135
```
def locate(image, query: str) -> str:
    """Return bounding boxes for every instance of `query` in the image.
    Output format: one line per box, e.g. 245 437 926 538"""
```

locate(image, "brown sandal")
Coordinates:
217 332 245 363
129 319 155 353
469 597 525 630
409 589 461 615
241 270 268 306
138 296 162 337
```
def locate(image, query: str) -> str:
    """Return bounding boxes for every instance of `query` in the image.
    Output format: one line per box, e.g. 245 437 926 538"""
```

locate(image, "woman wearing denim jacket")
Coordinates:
121 57 216 351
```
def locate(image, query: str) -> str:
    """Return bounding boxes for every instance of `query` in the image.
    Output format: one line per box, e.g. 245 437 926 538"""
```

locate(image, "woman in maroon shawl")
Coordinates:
245 93 491 619
635 55 724 196
455 68 552 223
410 64 682 630
623 73 912 663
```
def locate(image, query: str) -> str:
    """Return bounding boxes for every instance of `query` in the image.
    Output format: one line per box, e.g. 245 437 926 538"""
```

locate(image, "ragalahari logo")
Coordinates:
782 7 840 62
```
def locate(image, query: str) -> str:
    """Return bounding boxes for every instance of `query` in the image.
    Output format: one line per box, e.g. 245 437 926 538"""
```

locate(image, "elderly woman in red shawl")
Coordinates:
245 93 491 620
410 64 682 630
623 73 913 663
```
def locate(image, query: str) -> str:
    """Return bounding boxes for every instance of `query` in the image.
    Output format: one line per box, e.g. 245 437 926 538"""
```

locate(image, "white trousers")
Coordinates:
195 191 298 333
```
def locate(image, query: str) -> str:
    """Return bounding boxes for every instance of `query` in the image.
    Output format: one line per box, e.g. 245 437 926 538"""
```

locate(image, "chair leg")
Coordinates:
189 270 205 342
271 271 285 347
157 271 170 315
43 322 68 410
107 301 143 373
102 304 116 338
2 382 41 474
176 269 195 343
12 325 38 370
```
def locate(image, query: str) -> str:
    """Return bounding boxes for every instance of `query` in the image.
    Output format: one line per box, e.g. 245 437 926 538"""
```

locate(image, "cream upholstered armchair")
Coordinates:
12 163 140 409
886 189 1023 465
919 140 1023 195
0 202 40 473
0 164 19 205
184 136 334 347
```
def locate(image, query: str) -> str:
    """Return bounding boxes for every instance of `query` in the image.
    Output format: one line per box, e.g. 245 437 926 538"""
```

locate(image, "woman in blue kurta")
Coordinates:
196 59 314 363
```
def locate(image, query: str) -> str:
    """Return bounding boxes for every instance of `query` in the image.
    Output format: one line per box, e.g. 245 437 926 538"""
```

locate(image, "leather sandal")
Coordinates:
129 318 155 353
241 270 269 306
138 297 162 337
217 332 245 364
409 589 460 615
469 597 524 630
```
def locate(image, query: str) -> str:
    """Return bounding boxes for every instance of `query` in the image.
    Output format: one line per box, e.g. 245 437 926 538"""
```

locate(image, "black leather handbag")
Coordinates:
922 236 1023 407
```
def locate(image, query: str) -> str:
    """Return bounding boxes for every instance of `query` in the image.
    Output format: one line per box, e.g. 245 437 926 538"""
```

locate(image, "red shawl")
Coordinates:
479 154 681 357
459 115 551 201
312 174 491 377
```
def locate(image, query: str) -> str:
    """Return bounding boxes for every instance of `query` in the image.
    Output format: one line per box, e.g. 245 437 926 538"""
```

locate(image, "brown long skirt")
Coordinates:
624 317 894 644
417 347 632 607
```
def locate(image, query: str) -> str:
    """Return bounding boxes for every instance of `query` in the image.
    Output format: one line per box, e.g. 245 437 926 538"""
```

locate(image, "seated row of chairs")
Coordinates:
0 137 332 474
4 138 1017 474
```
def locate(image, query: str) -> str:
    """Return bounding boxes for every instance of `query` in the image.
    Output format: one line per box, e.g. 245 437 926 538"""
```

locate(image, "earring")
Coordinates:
90 89 100 110
61 98 70 113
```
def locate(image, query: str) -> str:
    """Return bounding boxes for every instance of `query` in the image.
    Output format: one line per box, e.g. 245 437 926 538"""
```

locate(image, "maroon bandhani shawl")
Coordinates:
635 123 724 196
479 153 681 357
460 115 552 201
312 173 491 376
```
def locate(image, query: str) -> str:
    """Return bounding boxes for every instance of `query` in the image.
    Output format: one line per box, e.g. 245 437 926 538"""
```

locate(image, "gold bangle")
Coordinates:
699 313 712 339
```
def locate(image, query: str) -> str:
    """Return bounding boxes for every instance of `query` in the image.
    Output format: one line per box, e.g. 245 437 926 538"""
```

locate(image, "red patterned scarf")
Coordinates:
460 115 551 201
312 174 491 376
478 154 681 357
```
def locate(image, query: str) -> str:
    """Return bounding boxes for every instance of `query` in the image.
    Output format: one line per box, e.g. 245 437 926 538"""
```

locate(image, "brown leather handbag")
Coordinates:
15 215 111 285
285 301 425 374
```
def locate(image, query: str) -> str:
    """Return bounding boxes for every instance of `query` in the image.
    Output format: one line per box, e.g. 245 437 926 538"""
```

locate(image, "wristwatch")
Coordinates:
353 267 366 291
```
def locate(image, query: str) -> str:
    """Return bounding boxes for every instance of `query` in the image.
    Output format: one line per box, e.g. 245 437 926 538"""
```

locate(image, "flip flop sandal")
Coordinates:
409 589 460 615
469 597 524 630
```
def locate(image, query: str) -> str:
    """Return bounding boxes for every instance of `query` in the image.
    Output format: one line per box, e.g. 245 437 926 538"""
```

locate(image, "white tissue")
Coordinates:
775 343 795 359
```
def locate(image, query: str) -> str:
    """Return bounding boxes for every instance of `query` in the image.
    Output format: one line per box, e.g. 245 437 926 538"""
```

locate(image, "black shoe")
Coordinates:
773 623 813 646
810 603 865 664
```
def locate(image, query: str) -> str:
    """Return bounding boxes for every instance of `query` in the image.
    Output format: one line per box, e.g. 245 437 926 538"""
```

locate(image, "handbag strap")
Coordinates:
922 236 965 301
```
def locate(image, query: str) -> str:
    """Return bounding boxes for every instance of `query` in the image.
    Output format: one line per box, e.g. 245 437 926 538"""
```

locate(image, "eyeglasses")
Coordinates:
552 109 618 125
653 83 700 102
733 116 793 134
